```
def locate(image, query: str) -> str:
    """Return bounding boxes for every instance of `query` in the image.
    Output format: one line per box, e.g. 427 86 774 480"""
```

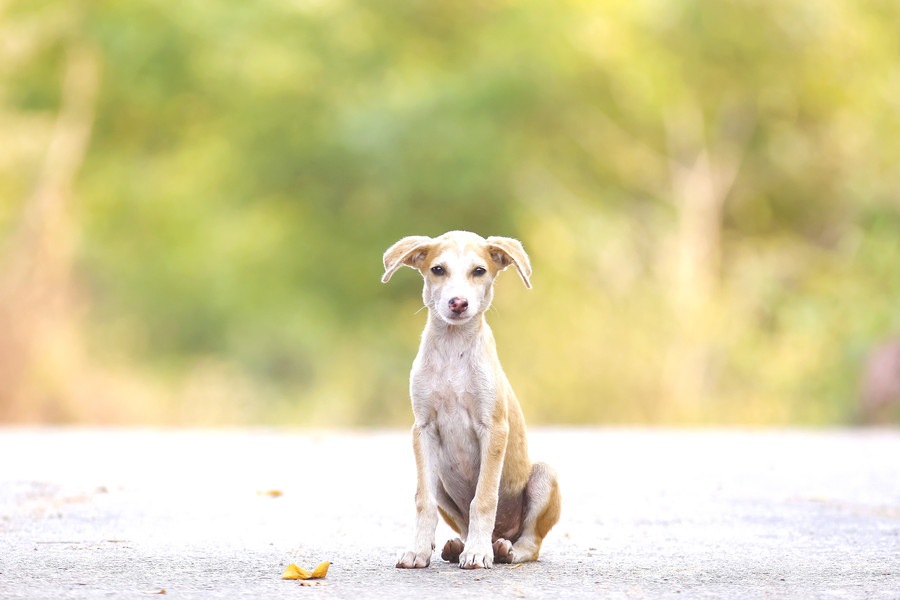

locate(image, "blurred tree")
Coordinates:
0 1 101 421
1 0 899 425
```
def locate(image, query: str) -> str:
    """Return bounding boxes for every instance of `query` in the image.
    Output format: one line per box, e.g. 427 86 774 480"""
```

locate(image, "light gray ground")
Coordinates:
1 428 898 599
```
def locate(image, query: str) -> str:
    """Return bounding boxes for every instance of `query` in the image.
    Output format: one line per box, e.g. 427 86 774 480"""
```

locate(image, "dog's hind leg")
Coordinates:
508 462 560 563
437 487 468 563
441 536 465 563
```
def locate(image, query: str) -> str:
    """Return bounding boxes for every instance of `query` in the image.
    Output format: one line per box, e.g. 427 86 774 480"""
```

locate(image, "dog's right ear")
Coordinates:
382 236 433 283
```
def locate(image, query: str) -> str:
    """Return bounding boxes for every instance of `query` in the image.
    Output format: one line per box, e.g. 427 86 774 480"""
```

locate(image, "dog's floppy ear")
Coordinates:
382 236 433 283
486 236 532 289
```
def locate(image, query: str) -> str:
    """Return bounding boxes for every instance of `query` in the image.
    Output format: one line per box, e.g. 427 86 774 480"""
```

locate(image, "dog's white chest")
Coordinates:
410 326 497 426
410 325 501 505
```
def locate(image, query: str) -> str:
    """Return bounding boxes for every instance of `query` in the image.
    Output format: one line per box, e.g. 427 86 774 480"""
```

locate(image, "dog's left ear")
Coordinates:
486 236 532 289
382 236 433 283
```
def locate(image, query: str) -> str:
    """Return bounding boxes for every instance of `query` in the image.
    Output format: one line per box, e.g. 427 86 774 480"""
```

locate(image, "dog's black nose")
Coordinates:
449 297 469 314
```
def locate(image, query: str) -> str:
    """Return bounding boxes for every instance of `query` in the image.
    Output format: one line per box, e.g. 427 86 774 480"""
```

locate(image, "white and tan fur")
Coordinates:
382 230 560 570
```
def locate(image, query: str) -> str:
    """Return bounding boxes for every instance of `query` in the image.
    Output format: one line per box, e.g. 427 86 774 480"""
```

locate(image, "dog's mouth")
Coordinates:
439 310 476 325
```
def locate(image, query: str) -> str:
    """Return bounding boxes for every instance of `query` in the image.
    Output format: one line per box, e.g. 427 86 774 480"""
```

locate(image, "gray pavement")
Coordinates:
1 428 898 599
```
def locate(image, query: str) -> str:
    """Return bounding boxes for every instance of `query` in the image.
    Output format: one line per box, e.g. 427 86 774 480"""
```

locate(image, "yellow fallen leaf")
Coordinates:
282 564 312 580
282 561 330 580
258 489 283 498
310 561 330 578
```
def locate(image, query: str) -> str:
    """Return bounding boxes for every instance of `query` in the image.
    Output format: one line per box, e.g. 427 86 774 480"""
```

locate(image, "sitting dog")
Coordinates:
382 230 560 569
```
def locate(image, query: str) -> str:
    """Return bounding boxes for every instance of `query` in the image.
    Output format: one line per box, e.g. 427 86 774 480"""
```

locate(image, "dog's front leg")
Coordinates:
396 423 440 568
459 421 509 569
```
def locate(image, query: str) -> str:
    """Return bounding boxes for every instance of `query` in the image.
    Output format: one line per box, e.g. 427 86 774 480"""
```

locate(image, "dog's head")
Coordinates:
382 230 532 326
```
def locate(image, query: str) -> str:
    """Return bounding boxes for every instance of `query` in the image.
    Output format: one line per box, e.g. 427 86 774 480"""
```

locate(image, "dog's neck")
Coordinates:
419 310 496 370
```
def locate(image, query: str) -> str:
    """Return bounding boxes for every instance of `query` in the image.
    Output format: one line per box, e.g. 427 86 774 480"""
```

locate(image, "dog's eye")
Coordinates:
472 267 487 277
431 266 445 276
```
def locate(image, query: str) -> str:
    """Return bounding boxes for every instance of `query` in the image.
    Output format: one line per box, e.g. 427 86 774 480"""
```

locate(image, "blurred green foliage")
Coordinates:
1 0 899 425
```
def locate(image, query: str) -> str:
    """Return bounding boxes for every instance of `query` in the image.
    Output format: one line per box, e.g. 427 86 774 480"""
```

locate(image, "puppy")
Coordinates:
382 230 560 569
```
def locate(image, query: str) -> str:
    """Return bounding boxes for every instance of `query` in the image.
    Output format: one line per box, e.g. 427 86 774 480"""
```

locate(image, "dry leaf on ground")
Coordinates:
282 561 331 580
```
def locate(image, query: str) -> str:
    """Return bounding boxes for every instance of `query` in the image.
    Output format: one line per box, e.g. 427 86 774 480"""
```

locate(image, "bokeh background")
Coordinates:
2 0 899 427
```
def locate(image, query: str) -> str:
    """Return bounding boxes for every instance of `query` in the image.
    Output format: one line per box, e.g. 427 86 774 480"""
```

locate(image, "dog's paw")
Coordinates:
441 538 464 563
459 542 494 569
492 538 514 564
396 550 431 569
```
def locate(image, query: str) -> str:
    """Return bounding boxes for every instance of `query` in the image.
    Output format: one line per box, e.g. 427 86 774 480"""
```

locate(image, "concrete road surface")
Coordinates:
1 428 898 599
